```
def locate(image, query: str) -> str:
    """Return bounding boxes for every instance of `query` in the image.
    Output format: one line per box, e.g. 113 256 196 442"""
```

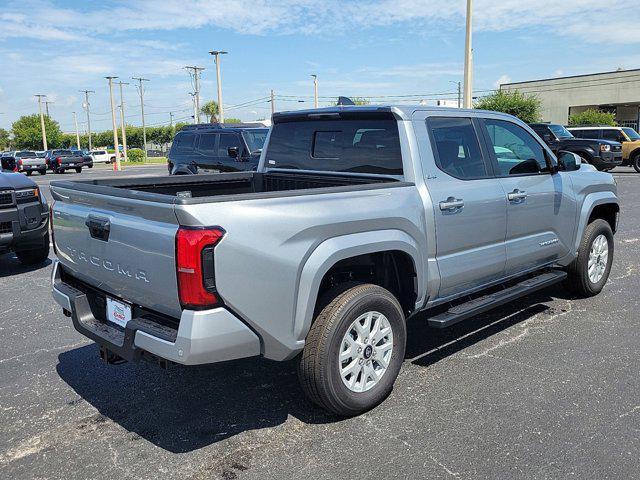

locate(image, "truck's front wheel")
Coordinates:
564 219 614 297
15 233 50 266
298 283 406 416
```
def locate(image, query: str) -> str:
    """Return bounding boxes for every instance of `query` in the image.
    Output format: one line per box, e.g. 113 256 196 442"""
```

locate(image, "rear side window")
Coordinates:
198 133 218 155
428 117 487 179
265 118 402 175
172 133 196 155
572 129 600 139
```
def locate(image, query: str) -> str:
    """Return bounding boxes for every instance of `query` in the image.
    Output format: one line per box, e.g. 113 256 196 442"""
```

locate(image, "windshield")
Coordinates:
549 124 574 139
622 127 640 140
16 151 37 157
242 129 269 153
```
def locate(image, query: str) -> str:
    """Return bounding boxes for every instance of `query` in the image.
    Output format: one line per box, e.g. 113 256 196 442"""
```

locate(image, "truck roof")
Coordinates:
272 105 520 123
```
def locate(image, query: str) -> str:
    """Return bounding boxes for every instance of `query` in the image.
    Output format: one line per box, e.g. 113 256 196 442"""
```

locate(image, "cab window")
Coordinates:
427 117 488 179
482 119 550 176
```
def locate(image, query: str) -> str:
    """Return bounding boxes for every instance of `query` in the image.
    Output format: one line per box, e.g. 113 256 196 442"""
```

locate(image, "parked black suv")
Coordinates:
529 123 622 171
0 171 50 265
167 123 269 175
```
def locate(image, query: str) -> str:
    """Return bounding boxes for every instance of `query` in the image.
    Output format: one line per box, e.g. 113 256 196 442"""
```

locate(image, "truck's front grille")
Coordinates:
0 190 14 208
0 222 12 234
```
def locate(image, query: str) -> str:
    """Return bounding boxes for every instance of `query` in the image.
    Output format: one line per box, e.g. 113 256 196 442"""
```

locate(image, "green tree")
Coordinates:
475 90 541 123
224 117 242 124
12 114 63 150
333 97 370 106
0 128 10 150
568 109 617 127
201 100 219 123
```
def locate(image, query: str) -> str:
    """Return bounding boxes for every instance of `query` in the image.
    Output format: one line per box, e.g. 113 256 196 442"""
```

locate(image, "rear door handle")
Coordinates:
439 197 465 212
507 189 527 202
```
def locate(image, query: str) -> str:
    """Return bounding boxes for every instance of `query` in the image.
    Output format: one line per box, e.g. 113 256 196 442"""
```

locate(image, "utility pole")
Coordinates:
73 111 80 149
449 80 462 108
169 111 174 129
185 66 205 123
311 75 318 108
208 51 227 123
189 93 197 124
463 0 473 108
270 89 275 115
80 90 94 150
35 95 48 150
132 76 149 159
116 81 129 163
44 100 53 117
105 76 121 171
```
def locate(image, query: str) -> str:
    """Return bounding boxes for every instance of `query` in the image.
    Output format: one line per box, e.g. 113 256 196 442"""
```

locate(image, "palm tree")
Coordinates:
201 100 219 123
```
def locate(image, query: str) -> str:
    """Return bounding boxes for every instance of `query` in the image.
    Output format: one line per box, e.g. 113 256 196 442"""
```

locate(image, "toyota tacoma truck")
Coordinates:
529 123 622 171
50 106 619 416
0 171 50 265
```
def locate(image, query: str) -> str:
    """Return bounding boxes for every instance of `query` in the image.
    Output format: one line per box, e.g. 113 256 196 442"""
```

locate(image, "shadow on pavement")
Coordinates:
0 254 52 278
57 288 566 453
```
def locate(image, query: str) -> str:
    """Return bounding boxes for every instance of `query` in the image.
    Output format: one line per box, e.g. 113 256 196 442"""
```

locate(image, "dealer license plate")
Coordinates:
106 297 132 328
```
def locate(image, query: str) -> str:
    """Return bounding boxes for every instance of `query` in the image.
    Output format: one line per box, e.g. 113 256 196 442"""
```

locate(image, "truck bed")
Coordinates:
51 171 402 205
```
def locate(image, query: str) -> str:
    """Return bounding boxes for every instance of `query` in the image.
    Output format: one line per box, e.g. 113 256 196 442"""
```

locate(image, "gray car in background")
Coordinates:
50 106 619 416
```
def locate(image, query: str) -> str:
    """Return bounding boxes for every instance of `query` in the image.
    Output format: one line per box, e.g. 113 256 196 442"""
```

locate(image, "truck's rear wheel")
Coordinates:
564 219 613 297
298 283 406 416
15 233 50 266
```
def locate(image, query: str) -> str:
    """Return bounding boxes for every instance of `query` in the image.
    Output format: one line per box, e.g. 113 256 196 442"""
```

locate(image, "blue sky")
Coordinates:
1 0 639 133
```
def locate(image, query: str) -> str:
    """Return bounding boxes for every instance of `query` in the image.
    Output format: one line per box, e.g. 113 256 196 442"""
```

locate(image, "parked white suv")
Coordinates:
90 150 115 164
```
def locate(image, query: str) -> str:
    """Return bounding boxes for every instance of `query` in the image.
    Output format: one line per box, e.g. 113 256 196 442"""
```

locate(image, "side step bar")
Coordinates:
427 270 567 329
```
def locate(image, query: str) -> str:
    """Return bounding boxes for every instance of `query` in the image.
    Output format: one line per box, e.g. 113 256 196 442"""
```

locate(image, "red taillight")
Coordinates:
56 157 62 165
18 159 23 166
175 226 225 309
50 201 57 254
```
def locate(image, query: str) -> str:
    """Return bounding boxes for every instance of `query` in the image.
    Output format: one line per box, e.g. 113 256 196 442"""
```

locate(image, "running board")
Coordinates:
427 270 567 329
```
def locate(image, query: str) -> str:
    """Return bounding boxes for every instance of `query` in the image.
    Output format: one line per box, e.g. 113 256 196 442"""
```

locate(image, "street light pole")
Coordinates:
132 77 149 159
116 81 129 163
311 75 318 108
209 51 228 123
35 95 48 150
105 76 121 171
270 89 275 115
80 90 94 151
73 111 80 149
463 0 473 109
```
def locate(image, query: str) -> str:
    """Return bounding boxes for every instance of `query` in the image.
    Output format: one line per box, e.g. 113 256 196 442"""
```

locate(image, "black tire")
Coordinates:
39 169 46 175
298 283 406 416
15 233 50 266
632 151 640 173
563 219 614 297
26 171 32 176
75 167 82 173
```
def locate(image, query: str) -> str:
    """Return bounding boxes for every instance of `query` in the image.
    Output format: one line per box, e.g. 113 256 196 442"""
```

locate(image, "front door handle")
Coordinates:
507 189 527 202
439 197 465 212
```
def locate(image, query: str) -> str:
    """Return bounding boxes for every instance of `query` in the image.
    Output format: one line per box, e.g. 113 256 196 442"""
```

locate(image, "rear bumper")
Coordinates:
17 164 46 172
51 260 261 365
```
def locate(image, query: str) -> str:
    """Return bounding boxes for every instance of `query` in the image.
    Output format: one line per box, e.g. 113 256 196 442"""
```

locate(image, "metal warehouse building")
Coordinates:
501 68 640 129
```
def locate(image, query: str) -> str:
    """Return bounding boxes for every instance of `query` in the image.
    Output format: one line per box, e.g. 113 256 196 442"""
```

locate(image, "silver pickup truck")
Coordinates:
51 106 619 416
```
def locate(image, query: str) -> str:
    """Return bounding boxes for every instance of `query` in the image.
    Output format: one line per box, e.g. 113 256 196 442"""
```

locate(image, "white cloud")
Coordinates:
495 74 511 88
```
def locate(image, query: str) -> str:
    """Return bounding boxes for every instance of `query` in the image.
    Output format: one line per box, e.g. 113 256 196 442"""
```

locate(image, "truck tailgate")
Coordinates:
51 184 182 318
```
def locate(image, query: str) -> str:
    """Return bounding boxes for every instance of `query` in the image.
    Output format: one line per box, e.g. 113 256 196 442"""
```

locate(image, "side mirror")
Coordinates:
557 151 581 172
227 146 239 158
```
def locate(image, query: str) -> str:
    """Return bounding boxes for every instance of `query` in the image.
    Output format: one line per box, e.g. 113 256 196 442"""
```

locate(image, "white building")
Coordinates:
501 68 640 129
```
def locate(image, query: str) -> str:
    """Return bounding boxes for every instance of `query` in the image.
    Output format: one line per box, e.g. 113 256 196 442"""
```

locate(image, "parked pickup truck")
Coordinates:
529 123 622 171
2 151 48 176
0 171 50 265
50 106 619 416
44 150 84 174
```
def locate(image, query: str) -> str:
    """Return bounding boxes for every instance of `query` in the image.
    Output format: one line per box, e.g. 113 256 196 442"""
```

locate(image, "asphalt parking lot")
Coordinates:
1 167 639 479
